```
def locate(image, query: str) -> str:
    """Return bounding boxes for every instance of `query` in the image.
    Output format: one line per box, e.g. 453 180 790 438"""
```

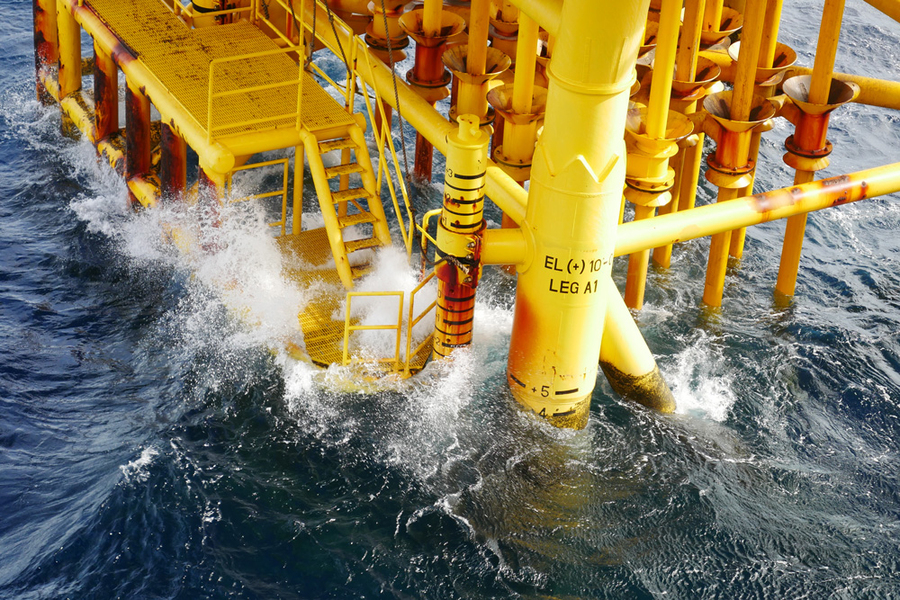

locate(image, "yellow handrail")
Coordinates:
343 291 405 369
404 270 437 375
226 157 290 235
206 45 304 143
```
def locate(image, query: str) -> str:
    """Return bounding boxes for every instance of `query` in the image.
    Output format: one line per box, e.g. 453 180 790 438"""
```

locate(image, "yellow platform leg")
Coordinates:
507 0 658 428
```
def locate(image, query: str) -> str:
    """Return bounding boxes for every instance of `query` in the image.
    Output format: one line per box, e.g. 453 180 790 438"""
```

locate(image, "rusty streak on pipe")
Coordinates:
614 162 900 256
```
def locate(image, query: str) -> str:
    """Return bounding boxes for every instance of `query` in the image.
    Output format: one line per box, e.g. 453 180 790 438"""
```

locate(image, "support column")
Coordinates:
33 0 58 104
775 0 847 297
160 123 187 204
93 41 118 142
56 0 81 135
125 81 151 209
507 0 668 428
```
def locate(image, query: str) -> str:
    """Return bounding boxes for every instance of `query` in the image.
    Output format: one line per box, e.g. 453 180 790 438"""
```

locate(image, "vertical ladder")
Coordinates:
301 121 392 289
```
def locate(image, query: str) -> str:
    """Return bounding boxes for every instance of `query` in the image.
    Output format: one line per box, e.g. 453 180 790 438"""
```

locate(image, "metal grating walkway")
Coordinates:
85 0 354 140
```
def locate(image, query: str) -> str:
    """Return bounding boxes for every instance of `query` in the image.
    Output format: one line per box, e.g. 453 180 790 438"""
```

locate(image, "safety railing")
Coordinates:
404 270 437 376
168 0 251 25
206 45 304 143
297 1 416 256
342 291 404 370
341 272 436 375
226 157 290 235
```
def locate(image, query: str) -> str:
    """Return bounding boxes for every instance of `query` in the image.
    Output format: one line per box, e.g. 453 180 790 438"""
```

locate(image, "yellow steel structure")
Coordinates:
32 0 900 429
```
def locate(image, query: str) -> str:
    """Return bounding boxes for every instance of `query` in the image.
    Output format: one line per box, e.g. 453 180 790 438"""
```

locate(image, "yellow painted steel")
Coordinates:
56 0 81 99
614 162 900 256
775 0 846 298
343 292 404 370
623 0 683 310
506 0 655 429
433 115 489 357
600 282 675 412
702 0 768 307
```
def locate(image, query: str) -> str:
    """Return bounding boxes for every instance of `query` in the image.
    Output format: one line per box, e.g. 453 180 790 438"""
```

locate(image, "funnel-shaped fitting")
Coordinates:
442 45 511 84
700 7 743 46
782 75 861 115
399 9 466 47
671 56 721 98
704 90 775 132
489 2 519 35
728 41 798 85
487 85 548 125
625 102 694 154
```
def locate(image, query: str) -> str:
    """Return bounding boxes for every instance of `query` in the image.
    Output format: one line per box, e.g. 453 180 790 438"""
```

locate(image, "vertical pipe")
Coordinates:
423 0 441 36
776 0 845 297
467 0 490 76
507 0 661 428
433 115 489 358
56 0 81 99
160 123 187 204
729 0 784 259
292 144 305 234
33 0 58 103
625 0 681 309
125 81 151 209
702 0 767 306
93 41 118 142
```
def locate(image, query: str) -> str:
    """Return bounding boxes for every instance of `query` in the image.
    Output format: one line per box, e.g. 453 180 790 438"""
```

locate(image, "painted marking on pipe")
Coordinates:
555 388 579 396
548 279 599 295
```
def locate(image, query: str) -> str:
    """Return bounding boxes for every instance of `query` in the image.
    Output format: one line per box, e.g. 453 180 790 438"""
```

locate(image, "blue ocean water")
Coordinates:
2 0 900 597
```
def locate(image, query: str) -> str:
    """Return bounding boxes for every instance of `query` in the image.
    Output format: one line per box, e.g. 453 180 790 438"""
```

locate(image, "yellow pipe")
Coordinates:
646 0 681 138
507 0 561 38
702 0 767 306
600 282 675 412
56 0 81 99
614 162 900 256
625 0 681 309
507 0 653 428
481 227 528 265
703 0 723 34
467 0 490 76
422 0 441 37
729 0 784 259
511 13 538 116
63 0 235 174
809 0 845 105
776 0 845 297
863 0 900 22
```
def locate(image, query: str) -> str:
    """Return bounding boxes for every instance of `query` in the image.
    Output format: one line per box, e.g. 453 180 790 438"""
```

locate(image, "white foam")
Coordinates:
119 446 159 484
666 330 737 422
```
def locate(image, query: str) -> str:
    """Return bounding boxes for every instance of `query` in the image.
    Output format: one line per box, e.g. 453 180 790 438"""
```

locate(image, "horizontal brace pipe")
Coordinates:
701 49 900 111
614 161 900 256
863 0 900 22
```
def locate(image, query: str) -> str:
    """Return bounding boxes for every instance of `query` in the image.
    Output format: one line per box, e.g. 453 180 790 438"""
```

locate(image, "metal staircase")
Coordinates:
301 120 392 289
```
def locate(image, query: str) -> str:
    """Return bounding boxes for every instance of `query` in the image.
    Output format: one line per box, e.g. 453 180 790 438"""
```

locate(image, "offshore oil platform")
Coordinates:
30 0 900 428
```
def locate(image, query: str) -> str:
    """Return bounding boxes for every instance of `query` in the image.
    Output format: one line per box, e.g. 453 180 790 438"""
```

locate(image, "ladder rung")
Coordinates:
318 138 357 153
351 264 374 279
324 163 365 179
337 211 378 228
344 237 382 253
332 187 372 203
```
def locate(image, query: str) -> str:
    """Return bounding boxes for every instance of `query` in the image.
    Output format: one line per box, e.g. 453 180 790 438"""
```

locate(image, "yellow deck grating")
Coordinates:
277 228 349 367
277 229 433 374
85 0 354 141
